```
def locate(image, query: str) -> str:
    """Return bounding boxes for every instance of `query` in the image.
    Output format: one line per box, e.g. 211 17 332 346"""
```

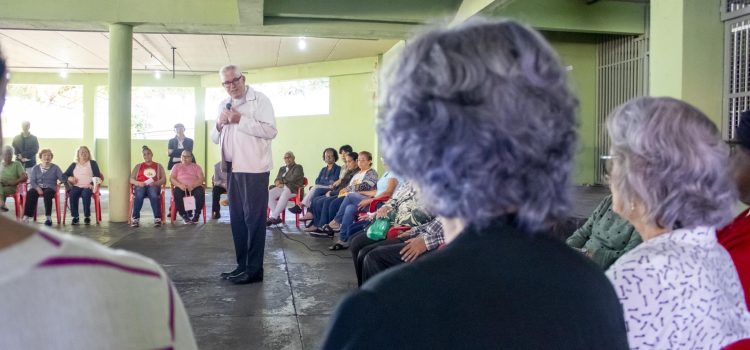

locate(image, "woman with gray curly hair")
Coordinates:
604 97 750 349
322 18 628 349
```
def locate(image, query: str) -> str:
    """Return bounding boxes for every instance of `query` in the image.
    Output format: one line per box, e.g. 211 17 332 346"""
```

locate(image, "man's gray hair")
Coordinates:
378 18 579 232
219 65 242 80
607 96 736 229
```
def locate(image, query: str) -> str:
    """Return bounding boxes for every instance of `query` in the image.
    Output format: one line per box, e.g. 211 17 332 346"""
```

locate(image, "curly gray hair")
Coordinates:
606 97 736 229
378 18 579 232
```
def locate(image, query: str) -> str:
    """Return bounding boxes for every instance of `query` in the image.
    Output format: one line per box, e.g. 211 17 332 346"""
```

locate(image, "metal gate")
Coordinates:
723 0 750 140
594 34 649 184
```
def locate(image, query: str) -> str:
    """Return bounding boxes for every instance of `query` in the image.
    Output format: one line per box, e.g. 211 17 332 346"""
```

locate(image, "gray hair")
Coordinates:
378 18 579 232
2 144 14 158
218 64 242 80
607 97 736 229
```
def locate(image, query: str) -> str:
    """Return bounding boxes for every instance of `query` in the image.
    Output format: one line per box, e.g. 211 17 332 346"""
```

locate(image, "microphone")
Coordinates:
225 103 232 110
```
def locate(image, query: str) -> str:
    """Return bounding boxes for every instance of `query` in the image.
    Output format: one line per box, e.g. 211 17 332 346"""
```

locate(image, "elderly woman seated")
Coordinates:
63 146 102 225
304 151 359 231
565 195 641 269
129 145 167 227
326 165 401 249
0 145 28 212
170 150 205 224
289 147 341 214
604 97 750 348
266 151 304 226
323 18 630 349
22 149 64 225
307 151 377 234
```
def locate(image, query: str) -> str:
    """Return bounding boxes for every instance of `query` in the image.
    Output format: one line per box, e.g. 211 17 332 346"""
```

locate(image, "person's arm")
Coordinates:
170 166 184 190
192 165 205 189
154 164 167 187
14 163 28 185
54 165 65 185
129 164 141 186
236 95 278 140
420 219 445 251
359 178 398 209
565 197 609 249
591 228 642 269
91 160 102 178
314 167 325 185
167 138 175 157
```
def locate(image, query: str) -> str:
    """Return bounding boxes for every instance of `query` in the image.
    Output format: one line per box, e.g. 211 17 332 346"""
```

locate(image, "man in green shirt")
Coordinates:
566 195 642 269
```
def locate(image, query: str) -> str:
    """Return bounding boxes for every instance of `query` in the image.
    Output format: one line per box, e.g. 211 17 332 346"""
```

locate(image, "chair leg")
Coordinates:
202 206 207 224
63 195 68 225
55 193 61 225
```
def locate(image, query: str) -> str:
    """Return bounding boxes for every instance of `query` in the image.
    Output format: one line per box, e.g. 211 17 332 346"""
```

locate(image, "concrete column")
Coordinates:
82 78 96 158
107 23 133 222
194 86 207 176
649 0 723 126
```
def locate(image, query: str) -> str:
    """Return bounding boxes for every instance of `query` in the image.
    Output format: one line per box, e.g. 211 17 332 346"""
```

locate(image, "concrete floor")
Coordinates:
7 185 610 350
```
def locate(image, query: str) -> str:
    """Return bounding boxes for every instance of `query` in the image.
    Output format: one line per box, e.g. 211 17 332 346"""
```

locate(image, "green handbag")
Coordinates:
366 218 391 241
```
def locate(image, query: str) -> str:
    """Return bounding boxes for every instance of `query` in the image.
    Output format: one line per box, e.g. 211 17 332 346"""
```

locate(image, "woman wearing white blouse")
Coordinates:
605 97 750 349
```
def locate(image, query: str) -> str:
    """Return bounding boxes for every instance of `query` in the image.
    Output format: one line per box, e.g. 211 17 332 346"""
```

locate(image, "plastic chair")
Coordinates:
4 183 26 219
169 185 207 224
31 184 62 225
278 177 308 228
63 183 103 225
128 184 166 224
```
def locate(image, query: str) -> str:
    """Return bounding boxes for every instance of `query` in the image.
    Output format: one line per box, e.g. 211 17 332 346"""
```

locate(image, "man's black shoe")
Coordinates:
229 271 263 285
288 205 302 214
220 267 244 280
212 212 220 219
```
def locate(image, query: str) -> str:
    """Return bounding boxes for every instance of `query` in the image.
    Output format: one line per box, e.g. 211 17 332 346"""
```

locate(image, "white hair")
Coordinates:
219 65 242 80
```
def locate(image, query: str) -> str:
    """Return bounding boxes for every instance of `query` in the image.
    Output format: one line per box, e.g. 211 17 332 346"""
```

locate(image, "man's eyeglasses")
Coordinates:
222 75 244 88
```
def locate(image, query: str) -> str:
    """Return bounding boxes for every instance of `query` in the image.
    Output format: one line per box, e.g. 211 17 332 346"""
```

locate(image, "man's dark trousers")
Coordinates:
228 167 270 277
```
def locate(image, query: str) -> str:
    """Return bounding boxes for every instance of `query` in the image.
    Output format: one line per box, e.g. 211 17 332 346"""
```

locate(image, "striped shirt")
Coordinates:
0 230 197 349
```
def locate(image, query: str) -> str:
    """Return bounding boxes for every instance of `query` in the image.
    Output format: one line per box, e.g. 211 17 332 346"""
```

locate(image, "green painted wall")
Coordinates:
378 34 600 185
491 0 646 34
650 0 723 127
544 32 599 185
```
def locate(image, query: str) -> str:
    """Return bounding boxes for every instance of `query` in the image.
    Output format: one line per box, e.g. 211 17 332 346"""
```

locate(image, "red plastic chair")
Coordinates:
31 184 62 225
169 185 207 224
128 184 166 224
63 182 103 225
279 177 308 228
4 183 26 220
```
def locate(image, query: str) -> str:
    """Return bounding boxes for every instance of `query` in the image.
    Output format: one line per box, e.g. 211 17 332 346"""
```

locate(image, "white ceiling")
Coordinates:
0 30 399 75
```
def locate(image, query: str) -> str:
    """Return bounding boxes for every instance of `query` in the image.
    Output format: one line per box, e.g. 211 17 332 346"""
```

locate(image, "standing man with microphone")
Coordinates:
212 65 277 285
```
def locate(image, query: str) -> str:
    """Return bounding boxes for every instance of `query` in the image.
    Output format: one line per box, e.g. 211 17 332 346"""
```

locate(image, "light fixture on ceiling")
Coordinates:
297 37 307 51
59 64 69 78
154 70 161 79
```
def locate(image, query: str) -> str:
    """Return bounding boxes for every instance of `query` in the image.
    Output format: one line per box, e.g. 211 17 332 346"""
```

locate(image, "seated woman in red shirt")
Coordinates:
129 145 166 227
170 150 205 224
720 110 750 311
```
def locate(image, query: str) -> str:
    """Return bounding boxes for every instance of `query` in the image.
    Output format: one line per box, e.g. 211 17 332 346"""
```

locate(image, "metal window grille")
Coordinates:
724 18 750 141
594 34 649 184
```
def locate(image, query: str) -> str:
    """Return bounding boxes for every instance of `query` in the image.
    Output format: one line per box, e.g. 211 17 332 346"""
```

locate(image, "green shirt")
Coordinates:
566 195 642 269
0 160 25 194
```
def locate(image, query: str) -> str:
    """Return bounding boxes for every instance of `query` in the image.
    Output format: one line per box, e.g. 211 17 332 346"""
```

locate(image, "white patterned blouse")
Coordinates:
606 226 750 350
